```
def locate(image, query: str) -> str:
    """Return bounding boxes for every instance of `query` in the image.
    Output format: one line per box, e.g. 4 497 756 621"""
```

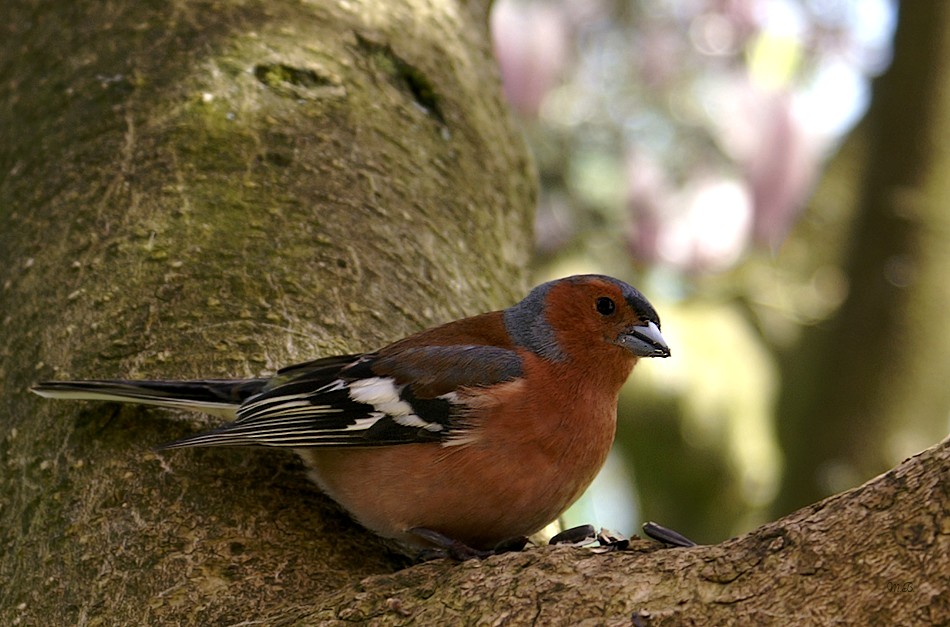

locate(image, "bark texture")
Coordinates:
313 439 949 625
0 0 533 623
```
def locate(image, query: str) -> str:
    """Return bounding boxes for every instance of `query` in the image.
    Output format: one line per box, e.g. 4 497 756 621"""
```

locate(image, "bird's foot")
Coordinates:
410 527 529 561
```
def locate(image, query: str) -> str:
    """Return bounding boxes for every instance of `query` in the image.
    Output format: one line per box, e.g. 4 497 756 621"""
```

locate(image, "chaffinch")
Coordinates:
32 274 669 555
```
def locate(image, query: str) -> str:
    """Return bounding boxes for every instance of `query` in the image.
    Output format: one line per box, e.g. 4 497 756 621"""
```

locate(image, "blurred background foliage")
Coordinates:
490 0 950 543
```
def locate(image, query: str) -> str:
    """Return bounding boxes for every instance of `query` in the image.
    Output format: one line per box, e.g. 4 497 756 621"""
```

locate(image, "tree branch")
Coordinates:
307 438 948 625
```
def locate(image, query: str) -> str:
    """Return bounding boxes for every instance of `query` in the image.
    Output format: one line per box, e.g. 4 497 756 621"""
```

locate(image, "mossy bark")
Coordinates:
0 0 533 623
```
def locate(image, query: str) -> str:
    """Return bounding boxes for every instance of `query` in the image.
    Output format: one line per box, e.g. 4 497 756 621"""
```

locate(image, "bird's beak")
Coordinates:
615 321 670 358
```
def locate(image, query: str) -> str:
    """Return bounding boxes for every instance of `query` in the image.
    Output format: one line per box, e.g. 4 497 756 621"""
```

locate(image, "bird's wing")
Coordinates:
161 345 524 449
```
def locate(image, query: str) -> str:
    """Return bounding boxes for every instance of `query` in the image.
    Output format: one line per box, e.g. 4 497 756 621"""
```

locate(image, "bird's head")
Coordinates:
504 275 670 367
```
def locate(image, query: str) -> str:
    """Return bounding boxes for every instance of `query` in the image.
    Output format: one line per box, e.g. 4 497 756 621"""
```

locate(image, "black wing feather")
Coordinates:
163 345 524 450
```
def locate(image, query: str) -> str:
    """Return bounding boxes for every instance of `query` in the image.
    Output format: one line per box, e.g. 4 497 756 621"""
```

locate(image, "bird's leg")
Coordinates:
409 527 493 560
409 527 529 561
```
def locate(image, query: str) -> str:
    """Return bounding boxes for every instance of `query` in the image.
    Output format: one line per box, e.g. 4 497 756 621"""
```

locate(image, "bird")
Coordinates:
32 274 669 556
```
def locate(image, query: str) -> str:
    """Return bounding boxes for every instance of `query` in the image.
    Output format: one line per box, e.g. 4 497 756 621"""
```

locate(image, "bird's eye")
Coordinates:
595 297 616 316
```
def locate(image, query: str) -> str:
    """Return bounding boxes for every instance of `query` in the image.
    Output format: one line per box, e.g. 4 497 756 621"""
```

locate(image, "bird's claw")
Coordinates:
410 527 528 561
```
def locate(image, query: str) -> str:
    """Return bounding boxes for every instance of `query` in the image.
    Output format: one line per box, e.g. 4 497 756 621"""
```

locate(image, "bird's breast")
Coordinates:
297 376 620 549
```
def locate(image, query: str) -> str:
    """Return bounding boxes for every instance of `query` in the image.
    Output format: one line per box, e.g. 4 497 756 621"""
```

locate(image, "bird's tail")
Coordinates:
30 378 268 418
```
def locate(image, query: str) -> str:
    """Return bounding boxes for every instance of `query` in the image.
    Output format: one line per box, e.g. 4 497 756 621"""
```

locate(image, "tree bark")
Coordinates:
313 439 949 625
0 0 533 623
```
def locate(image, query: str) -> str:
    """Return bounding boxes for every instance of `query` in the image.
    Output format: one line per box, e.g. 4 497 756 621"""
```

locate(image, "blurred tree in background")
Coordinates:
492 0 949 543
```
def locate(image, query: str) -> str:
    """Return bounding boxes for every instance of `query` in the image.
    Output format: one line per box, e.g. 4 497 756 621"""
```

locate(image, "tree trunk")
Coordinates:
0 0 533 623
